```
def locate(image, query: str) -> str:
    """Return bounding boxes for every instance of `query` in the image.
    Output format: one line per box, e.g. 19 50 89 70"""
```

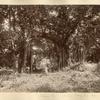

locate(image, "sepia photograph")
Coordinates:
0 5 100 92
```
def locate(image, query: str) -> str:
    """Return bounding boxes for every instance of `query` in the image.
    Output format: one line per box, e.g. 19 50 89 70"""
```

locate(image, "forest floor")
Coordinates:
0 63 100 92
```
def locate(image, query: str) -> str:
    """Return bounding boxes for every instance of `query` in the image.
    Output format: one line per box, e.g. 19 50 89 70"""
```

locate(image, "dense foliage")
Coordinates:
0 5 100 73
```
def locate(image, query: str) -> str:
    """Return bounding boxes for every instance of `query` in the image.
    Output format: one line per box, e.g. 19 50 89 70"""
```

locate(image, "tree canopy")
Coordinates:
0 5 100 73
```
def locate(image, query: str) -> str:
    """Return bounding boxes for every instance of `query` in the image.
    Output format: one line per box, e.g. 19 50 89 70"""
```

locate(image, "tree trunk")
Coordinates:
13 54 19 72
18 56 22 73
58 48 66 70
18 39 27 73
23 42 28 71
29 44 33 74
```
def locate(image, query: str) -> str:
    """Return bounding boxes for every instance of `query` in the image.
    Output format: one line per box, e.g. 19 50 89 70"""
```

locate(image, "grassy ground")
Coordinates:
0 63 100 92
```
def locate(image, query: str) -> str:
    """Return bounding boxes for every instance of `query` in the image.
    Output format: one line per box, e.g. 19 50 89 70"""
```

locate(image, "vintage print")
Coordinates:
0 5 100 92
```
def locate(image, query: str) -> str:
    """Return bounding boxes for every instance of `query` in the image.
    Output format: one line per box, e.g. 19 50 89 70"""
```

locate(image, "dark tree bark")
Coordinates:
29 43 33 74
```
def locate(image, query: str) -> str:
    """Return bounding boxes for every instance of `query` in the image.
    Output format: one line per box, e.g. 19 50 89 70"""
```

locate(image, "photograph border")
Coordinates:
0 0 100 100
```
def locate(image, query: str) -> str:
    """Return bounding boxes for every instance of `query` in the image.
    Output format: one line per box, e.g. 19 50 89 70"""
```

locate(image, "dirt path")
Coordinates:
0 70 100 92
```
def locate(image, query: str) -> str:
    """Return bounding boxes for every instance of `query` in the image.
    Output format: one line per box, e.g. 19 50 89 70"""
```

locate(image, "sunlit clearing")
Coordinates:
32 46 38 50
2 19 9 31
